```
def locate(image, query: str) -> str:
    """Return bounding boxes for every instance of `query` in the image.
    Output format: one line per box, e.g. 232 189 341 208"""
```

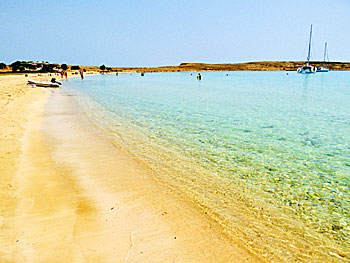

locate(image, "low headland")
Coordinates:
1 61 350 75
114 61 350 73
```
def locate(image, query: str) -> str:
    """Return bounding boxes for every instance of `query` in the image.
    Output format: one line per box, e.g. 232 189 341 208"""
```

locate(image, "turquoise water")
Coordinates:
65 72 350 262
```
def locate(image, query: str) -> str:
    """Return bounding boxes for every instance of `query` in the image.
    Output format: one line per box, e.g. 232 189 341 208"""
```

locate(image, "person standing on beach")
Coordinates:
80 70 84 80
64 71 68 80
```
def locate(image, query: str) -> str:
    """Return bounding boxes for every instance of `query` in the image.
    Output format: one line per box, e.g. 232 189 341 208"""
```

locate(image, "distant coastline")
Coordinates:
1 61 350 75
114 61 350 73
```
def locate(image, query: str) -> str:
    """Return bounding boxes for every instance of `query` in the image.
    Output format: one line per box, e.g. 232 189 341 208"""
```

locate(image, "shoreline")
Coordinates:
41 87 258 262
0 75 258 261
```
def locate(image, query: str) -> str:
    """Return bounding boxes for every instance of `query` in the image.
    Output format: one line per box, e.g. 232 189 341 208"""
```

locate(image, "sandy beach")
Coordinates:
0 75 259 262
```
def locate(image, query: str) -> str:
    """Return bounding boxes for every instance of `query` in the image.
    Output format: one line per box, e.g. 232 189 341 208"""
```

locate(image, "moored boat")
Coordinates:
316 67 329 73
297 65 317 74
316 42 329 72
297 25 316 74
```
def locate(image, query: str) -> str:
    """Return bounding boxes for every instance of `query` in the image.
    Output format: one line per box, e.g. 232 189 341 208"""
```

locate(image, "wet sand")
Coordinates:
0 75 259 262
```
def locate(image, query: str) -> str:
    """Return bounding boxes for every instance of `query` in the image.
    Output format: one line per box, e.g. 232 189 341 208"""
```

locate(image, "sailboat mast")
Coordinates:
323 42 327 68
307 25 313 66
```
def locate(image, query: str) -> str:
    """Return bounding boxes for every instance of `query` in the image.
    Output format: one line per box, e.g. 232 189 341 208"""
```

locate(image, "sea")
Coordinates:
64 71 350 262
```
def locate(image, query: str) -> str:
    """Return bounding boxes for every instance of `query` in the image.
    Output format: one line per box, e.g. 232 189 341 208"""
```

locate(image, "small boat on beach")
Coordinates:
316 42 329 72
297 25 316 74
28 79 61 88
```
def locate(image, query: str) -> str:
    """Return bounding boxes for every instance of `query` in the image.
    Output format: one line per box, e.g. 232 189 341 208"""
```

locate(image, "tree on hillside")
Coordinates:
71 65 80 70
0 63 6 69
100 64 106 71
42 64 56 72
10 61 21 72
61 64 68 71
106 67 112 71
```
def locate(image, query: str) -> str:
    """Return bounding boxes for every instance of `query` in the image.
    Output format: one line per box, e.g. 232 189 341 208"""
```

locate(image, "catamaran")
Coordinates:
317 42 329 72
297 25 317 74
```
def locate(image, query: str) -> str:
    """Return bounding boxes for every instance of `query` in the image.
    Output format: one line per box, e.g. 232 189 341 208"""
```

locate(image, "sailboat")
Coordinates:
317 42 329 72
297 25 317 74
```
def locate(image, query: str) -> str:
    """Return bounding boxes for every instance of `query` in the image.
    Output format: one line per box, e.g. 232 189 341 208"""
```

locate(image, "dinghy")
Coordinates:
28 79 61 88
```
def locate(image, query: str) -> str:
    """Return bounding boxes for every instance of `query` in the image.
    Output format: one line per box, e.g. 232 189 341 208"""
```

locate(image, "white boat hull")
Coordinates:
316 67 329 72
297 65 316 74
28 80 60 87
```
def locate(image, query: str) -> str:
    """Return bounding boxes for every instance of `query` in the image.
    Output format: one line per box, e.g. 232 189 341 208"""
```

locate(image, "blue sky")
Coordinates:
1 0 349 67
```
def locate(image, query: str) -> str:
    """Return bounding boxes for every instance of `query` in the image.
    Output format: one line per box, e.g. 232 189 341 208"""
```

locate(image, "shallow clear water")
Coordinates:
65 71 350 262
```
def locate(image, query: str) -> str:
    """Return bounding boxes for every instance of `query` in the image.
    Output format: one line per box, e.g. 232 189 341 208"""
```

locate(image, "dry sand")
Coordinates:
0 74 259 262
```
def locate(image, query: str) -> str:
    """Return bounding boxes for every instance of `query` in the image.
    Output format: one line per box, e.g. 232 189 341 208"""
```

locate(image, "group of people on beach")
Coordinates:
197 73 202 80
58 70 84 80
59 70 68 80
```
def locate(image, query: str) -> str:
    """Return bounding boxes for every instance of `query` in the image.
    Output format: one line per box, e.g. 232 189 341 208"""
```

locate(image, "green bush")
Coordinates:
71 65 80 70
61 64 68 70
10 61 21 72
